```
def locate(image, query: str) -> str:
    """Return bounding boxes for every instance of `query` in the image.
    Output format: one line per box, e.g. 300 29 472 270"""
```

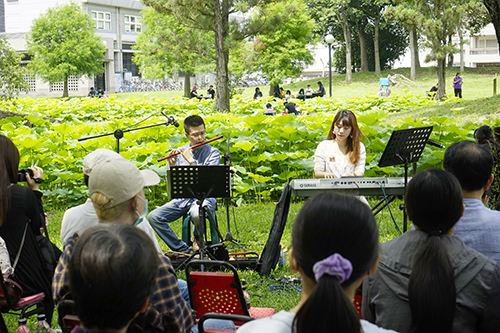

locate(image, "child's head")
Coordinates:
405 168 462 235
292 193 379 332
69 224 159 331
266 103 272 109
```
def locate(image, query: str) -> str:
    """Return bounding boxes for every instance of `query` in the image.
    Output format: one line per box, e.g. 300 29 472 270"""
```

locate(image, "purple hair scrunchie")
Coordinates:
313 253 353 283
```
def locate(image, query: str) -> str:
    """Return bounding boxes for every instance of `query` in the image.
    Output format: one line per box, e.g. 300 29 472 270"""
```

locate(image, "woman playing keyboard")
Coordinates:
314 110 366 179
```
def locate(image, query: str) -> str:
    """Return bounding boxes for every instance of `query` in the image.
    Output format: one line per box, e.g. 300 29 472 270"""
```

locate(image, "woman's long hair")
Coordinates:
405 169 463 333
326 110 364 164
292 193 379 333
0 135 20 226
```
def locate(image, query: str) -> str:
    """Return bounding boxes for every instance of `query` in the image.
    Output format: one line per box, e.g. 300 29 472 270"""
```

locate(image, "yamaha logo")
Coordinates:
300 183 316 188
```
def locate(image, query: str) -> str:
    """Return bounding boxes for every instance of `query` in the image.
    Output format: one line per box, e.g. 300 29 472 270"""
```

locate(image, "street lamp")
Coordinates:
325 34 334 97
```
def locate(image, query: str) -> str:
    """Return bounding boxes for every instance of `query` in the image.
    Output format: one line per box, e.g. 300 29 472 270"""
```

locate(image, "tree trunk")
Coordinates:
342 8 352 83
447 35 454 67
412 30 421 69
63 75 69 98
459 30 465 73
213 0 230 112
359 19 368 72
184 71 191 98
437 57 446 99
374 9 381 75
483 0 500 56
409 28 416 80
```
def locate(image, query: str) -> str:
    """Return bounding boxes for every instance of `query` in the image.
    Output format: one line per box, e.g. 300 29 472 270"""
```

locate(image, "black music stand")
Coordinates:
168 165 231 267
378 126 433 232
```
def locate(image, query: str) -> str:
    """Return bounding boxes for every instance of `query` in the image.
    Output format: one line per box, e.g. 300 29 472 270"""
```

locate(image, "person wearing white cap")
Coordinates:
53 158 197 333
59 149 163 254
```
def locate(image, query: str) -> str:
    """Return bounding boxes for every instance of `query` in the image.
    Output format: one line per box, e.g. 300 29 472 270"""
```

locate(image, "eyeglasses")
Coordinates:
188 131 206 139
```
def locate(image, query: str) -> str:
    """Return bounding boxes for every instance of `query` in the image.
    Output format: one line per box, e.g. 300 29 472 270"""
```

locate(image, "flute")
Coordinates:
158 135 224 162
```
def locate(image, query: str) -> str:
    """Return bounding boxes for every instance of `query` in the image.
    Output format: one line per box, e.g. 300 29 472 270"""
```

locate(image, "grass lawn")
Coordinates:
5 65 495 330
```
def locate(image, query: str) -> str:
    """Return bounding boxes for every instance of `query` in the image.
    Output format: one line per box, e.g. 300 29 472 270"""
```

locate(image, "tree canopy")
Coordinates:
142 0 287 112
25 2 106 97
133 7 215 97
0 37 29 100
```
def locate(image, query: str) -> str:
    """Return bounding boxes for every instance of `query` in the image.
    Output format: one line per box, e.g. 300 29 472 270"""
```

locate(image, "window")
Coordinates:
124 15 142 33
50 75 79 92
23 73 36 92
91 11 111 30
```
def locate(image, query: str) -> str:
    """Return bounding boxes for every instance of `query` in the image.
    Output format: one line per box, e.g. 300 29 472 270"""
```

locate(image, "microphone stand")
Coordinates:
78 114 178 153
222 133 243 248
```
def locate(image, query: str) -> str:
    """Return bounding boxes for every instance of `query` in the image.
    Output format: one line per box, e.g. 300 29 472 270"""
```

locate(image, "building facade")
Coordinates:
2 0 144 97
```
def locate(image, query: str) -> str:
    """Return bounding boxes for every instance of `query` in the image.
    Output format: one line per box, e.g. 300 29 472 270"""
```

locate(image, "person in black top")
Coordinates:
428 83 438 97
0 135 61 324
313 81 326 97
284 101 299 115
207 85 215 99
190 86 202 100
254 87 263 99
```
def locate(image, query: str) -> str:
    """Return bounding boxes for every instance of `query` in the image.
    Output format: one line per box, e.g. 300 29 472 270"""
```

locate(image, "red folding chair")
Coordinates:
198 313 253 333
0 274 45 320
186 260 275 325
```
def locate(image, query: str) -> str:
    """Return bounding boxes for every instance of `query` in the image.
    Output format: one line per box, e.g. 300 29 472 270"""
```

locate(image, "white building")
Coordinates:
1 0 144 96
394 24 500 69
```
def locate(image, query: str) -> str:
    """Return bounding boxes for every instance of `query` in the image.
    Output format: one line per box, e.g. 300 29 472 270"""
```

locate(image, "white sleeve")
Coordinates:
354 143 366 175
314 141 328 172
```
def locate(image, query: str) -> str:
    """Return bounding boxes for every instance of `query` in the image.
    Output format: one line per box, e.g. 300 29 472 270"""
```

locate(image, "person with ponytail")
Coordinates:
362 168 500 332
237 193 396 333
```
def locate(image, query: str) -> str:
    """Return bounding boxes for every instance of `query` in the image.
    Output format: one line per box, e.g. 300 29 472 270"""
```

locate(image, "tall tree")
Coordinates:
133 7 214 97
246 0 315 86
0 37 29 100
142 0 283 112
308 0 355 83
26 2 106 98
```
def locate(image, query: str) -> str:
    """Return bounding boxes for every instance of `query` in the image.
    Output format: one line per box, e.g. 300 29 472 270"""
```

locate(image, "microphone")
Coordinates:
426 139 445 149
162 112 179 127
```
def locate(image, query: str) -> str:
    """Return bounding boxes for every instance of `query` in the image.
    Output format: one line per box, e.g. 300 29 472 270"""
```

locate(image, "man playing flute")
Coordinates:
148 115 221 253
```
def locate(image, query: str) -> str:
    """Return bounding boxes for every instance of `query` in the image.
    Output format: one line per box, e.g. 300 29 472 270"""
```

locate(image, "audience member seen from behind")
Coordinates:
52 158 198 333
59 149 162 253
237 193 395 333
362 168 500 332
444 141 500 264
0 135 59 324
453 72 463 98
474 127 500 210
69 224 159 333
253 87 263 99
314 110 366 179
312 81 326 97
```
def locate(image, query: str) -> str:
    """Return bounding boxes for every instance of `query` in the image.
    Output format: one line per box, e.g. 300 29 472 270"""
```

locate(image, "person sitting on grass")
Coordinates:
190 86 202 100
427 83 438 97
263 103 276 116
362 168 500 332
69 224 159 333
253 87 263 99
312 81 326 97
237 193 395 333
297 88 306 101
305 83 314 98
